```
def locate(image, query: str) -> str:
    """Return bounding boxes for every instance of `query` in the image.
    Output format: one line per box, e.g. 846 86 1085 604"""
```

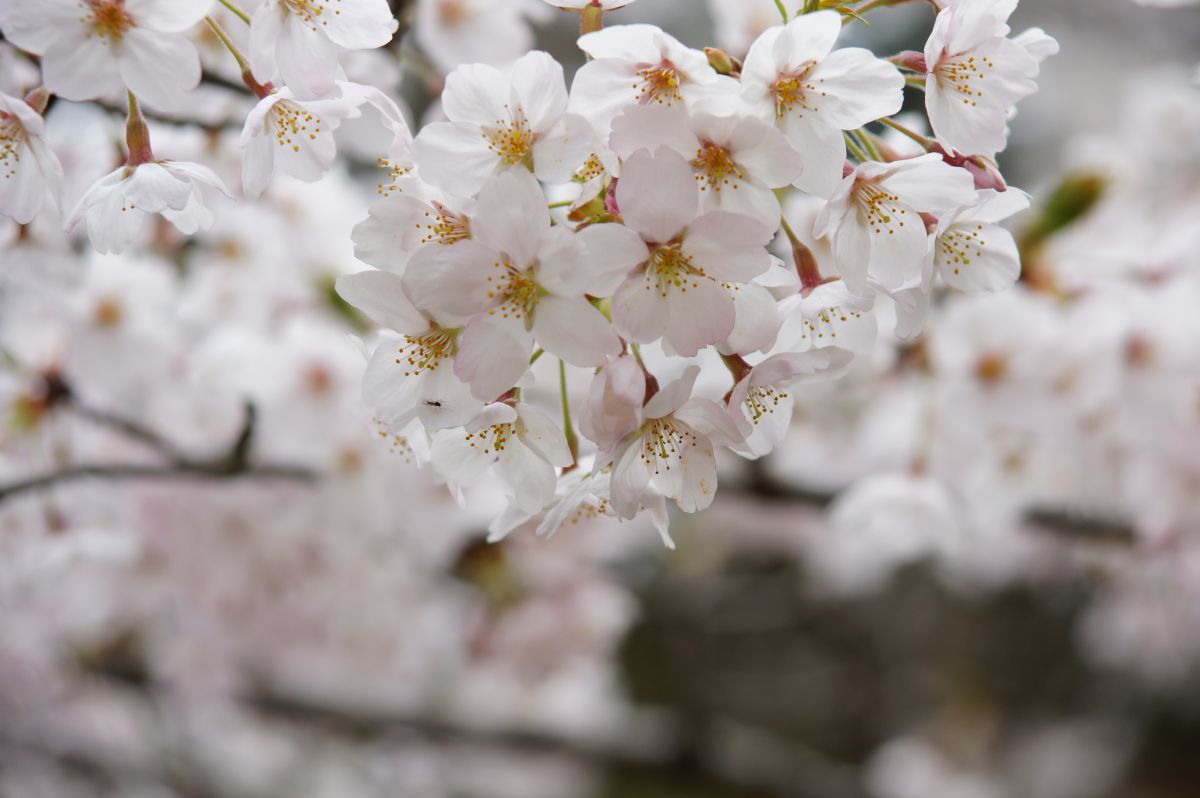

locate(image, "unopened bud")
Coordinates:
704 47 741 77
892 50 929 73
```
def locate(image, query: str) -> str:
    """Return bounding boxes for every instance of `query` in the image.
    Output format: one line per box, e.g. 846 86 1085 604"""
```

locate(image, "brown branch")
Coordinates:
0 390 316 505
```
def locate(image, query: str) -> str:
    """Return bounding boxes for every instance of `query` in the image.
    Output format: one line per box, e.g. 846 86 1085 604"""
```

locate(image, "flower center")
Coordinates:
93 297 124 328
282 0 333 30
853 181 909 237
437 0 472 25
484 113 534 167
770 64 823 118
393 329 456 377
691 141 746 192
935 54 993 107
802 304 866 342
420 202 471 245
635 62 682 106
375 157 412 197
0 113 23 181
465 422 515 456
744 385 788 424
575 153 607 183
87 0 134 42
644 243 708 298
640 417 697 474
486 260 542 320
938 223 987 275
269 101 323 154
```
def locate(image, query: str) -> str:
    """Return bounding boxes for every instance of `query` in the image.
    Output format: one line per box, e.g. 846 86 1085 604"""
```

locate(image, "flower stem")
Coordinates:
529 348 545 365
206 16 271 97
547 199 573 209
125 92 154 166
879 116 936 150
843 132 870 163
581 2 604 34
559 359 579 465
774 0 789 22
217 0 252 24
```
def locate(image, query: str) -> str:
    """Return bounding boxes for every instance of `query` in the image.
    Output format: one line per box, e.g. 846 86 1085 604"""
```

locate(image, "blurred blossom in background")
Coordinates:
2 1 1200 797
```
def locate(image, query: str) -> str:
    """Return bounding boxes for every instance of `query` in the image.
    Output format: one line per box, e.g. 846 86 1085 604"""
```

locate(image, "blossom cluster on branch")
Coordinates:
0 0 1058 545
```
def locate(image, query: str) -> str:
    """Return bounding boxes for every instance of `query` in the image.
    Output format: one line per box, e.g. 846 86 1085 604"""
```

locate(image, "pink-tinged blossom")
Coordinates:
0 92 63 224
814 153 977 295
66 160 230 254
569 24 740 134
351 175 474 273
411 51 592 197
240 81 409 199
248 0 398 99
740 11 905 196
923 0 1049 156
577 147 774 357
609 365 744 518
934 188 1029 293
431 401 573 516
0 0 212 109
610 104 803 228
335 269 483 429
403 168 622 400
579 354 645 452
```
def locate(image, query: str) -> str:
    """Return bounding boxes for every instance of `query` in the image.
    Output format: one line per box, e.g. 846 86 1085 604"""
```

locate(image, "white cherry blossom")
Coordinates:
66 160 230 254
923 0 1045 156
240 81 409 199
727 346 853 459
609 365 743 518
335 269 482 430
569 24 740 134
740 11 905 196
411 51 592 197
431 401 573 515
610 104 803 227
814 154 977 295
578 147 775 357
0 0 212 109
352 175 473 273
248 0 398 99
0 91 63 224
934 188 1029 293
403 168 622 400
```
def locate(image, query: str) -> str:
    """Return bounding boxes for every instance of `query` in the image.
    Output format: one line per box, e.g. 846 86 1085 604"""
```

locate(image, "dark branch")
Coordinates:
0 390 316 505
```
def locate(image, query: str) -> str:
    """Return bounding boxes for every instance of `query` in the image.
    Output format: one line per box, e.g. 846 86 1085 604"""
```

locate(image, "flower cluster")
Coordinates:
0 0 1055 545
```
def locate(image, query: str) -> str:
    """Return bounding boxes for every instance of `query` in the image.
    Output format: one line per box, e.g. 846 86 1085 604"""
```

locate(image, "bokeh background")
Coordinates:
2 1 1200 796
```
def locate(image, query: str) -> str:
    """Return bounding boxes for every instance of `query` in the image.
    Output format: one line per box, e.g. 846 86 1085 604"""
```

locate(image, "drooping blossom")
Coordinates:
0 91 63 224
933 189 1029 293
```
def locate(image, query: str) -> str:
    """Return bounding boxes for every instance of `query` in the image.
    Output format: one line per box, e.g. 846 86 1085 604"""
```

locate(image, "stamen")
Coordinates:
634 62 683 105
853 181 909 237
486 261 542 320
0 113 23 181
939 223 987 275
935 54 994 107
85 0 134 43
770 63 827 118
268 101 323 154
643 243 709 298
691 141 746 192
393 330 456 377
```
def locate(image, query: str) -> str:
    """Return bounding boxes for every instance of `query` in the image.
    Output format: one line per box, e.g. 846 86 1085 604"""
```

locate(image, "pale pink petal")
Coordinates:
533 295 622 367
615 148 698 244
335 270 428 333
515 404 573 468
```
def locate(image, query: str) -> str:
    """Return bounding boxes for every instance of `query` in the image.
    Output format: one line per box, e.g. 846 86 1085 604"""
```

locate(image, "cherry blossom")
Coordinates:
740 10 905 196
814 153 977 295
569 24 739 134
727 347 853 459
609 365 743 517
609 104 803 227
66 160 230 254
240 81 409 199
335 269 482 430
578 147 774 357
0 91 63 224
413 0 545 73
411 51 592 197
923 0 1047 156
431 401 573 515
933 189 1029 293
0 0 212 109
248 0 398 99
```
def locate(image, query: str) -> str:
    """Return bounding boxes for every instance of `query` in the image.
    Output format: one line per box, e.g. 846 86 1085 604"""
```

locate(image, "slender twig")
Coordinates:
879 116 936 150
774 0 789 23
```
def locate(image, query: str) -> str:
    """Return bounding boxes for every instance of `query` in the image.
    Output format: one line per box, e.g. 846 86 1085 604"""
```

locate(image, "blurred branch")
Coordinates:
0 383 316 505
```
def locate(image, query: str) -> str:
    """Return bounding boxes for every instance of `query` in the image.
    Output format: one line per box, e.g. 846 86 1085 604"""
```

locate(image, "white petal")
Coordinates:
510 50 569 132
335 270 428 332
472 168 547 268
663 277 736 357
402 239 497 317
516 404 573 467
454 318 532 402
42 32 121 101
615 147 698 244
683 210 773 282
574 223 650 297
126 0 213 32
643 365 700 420
533 295 622 368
